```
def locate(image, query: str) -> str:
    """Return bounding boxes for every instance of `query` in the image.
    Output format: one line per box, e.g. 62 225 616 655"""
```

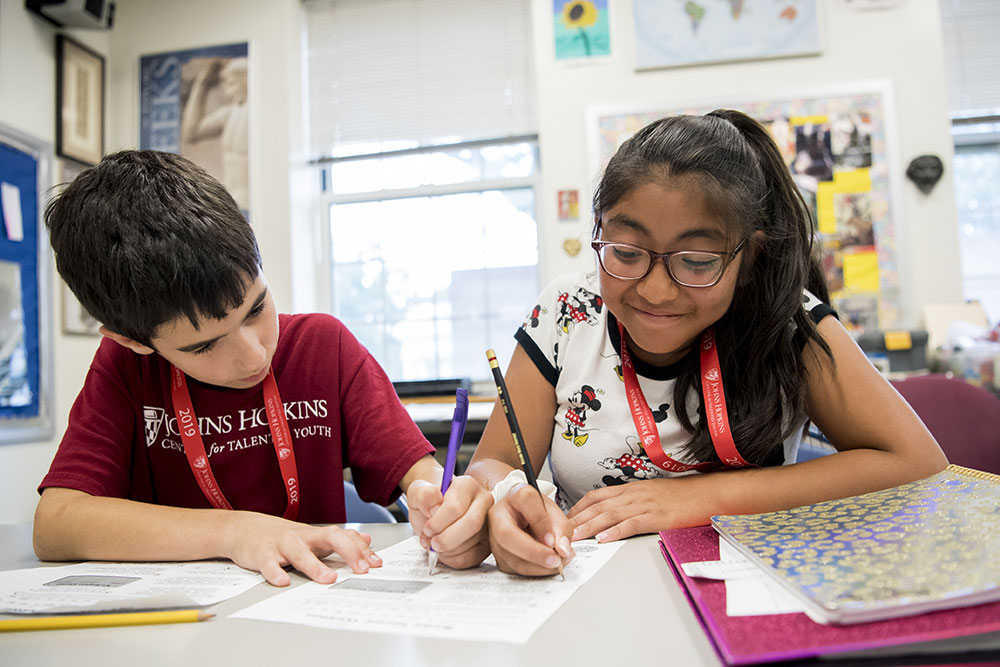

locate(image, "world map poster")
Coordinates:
633 0 820 70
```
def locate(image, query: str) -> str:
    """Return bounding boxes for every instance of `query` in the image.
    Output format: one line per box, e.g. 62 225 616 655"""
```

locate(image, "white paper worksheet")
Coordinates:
232 536 623 643
681 538 804 616
0 561 264 614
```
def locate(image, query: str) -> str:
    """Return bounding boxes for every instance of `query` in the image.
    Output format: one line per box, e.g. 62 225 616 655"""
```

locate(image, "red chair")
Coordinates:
890 374 1000 475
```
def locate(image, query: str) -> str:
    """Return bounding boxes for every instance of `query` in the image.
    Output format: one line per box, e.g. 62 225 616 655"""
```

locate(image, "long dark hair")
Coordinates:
592 110 832 464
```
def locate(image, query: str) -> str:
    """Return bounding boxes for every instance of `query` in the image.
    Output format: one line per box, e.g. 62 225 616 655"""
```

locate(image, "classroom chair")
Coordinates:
891 374 1000 475
343 480 397 523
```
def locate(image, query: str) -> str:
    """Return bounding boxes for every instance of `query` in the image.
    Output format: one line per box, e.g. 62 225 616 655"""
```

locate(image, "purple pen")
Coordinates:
441 388 469 495
429 387 469 574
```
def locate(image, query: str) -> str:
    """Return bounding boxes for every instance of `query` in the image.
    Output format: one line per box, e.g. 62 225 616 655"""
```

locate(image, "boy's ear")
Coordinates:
99 326 156 355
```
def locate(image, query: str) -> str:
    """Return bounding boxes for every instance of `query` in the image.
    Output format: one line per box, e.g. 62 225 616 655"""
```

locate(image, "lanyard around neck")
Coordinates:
170 365 300 519
617 322 753 472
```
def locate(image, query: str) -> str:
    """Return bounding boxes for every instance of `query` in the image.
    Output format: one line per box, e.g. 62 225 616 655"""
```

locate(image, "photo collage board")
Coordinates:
591 88 899 333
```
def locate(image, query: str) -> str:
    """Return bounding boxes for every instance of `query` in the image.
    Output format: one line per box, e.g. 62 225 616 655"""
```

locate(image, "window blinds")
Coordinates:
940 0 1000 117
303 0 537 159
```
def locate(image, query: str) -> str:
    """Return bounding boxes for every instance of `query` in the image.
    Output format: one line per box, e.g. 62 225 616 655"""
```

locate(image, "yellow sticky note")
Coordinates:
844 252 878 292
883 331 913 351
842 251 879 292
816 181 836 234
789 115 829 126
833 168 871 193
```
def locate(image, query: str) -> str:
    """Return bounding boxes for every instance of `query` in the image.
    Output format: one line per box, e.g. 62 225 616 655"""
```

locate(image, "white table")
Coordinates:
0 523 721 666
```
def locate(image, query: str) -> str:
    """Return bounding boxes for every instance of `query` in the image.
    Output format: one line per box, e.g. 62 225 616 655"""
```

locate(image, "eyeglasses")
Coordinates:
591 237 747 287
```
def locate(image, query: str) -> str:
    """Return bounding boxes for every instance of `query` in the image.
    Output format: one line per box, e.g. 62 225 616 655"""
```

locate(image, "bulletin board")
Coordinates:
0 122 54 445
586 82 902 332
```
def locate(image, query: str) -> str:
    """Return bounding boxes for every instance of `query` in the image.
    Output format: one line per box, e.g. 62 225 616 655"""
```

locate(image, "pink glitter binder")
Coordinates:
658 526 1000 666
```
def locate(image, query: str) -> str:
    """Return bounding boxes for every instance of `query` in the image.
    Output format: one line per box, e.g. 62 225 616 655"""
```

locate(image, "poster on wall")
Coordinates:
553 0 611 61
632 0 820 70
587 84 899 333
139 43 250 217
1 124 54 445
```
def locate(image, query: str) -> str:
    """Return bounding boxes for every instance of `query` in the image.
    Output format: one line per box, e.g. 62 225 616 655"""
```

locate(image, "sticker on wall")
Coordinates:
554 1 611 61
558 189 580 221
563 238 582 257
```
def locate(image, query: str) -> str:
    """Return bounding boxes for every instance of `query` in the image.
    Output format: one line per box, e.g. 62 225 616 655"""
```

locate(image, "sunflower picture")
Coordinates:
553 0 610 60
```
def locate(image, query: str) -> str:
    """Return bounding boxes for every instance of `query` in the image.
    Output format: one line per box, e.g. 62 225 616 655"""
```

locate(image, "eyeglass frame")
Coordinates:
590 235 748 288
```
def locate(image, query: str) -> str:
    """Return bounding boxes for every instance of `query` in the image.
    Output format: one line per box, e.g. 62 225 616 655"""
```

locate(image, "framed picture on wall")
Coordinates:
56 35 105 166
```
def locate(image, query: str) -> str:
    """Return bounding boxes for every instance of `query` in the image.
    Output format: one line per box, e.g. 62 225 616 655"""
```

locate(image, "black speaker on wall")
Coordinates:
25 0 115 30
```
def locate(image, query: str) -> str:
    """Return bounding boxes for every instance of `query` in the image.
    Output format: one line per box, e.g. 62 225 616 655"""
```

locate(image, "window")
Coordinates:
940 0 1000 322
304 0 538 381
304 0 539 381
324 140 539 381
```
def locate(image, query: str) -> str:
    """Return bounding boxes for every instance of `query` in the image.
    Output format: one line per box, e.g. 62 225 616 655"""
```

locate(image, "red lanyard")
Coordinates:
617 322 753 472
170 365 300 519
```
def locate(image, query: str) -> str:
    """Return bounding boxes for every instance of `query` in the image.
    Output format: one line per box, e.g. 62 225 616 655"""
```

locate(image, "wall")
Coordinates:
0 0 963 523
531 0 962 327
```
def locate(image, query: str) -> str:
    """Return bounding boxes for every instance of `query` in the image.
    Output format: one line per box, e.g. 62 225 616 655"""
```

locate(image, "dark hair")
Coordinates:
592 110 832 465
45 150 261 346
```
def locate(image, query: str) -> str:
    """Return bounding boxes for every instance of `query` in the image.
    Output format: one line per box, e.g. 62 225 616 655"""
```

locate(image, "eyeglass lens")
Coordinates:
597 244 726 286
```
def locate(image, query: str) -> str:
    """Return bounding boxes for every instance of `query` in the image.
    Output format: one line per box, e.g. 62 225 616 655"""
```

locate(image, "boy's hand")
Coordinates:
406 476 492 569
487 483 574 576
222 512 383 586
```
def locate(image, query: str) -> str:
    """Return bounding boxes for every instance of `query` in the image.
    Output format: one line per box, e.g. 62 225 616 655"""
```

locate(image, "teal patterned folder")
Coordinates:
711 465 1000 625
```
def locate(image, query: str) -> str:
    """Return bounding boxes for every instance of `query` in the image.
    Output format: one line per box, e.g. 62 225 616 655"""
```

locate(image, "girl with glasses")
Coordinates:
467 110 947 576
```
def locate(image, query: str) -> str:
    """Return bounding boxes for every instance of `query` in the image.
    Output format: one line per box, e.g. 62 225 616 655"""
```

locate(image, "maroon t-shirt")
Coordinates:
40 313 434 523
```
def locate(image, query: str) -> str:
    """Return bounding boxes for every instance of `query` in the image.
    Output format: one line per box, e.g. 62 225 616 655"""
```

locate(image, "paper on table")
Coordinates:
0 561 264 614
681 538 803 617
232 536 623 643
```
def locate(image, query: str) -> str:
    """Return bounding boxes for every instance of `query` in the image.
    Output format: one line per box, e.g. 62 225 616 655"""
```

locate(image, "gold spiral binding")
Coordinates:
948 464 1000 484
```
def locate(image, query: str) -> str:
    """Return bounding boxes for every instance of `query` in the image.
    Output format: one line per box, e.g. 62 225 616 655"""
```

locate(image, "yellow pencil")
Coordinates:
487 349 565 580
0 609 212 632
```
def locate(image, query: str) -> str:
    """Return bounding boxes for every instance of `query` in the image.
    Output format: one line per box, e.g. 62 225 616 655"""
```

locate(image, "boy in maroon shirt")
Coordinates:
35 151 491 586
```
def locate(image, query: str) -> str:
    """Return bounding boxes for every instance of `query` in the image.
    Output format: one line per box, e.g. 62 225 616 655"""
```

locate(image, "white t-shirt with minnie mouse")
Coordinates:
514 271 833 510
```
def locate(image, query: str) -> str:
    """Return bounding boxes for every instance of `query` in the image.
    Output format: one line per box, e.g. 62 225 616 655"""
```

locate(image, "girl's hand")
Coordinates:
568 477 709 542
406 476 493 569
222 512 382 586
488 483 574 576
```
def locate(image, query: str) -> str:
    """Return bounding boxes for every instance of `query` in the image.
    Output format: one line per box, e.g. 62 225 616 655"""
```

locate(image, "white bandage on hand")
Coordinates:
490 469 558 503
